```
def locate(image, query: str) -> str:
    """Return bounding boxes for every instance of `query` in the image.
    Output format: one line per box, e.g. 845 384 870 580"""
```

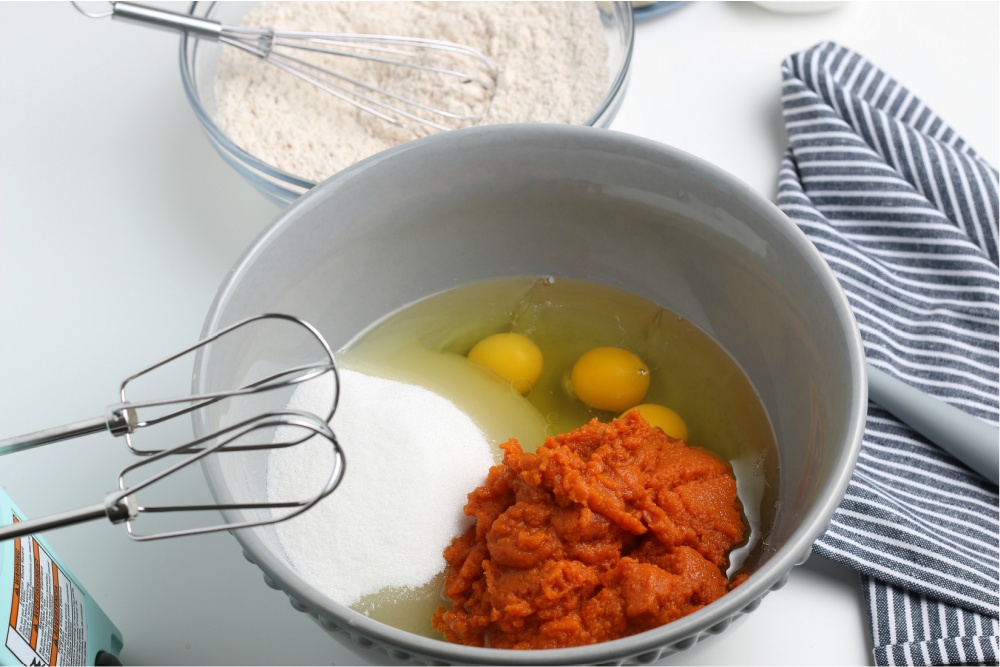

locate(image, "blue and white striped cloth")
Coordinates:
776 42 999 666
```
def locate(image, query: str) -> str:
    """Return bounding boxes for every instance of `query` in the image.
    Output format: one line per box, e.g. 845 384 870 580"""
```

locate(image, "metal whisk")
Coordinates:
74 1 499 133
0 313 345 542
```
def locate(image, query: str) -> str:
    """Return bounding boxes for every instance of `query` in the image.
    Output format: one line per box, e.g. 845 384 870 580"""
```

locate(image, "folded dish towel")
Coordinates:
776 41 999 666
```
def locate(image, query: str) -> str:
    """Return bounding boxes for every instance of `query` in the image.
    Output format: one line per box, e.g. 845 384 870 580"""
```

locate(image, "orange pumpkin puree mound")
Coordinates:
432 410 748 649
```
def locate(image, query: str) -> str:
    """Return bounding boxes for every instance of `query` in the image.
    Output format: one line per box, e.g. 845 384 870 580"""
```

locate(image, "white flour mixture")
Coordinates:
215 1 610 182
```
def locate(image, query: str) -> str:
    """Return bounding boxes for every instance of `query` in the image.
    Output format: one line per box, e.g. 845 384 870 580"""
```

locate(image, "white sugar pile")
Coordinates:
214 1 610 182
265 368 495 607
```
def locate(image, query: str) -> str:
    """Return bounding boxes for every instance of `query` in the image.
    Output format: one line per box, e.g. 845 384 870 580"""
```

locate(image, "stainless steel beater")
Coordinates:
0 313 345 542
74 1 498 133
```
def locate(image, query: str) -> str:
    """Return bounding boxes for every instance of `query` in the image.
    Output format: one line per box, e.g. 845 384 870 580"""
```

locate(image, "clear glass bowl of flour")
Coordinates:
179 1 634 207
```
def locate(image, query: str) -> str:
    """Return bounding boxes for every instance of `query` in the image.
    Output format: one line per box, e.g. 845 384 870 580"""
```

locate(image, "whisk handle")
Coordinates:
107 2 223 40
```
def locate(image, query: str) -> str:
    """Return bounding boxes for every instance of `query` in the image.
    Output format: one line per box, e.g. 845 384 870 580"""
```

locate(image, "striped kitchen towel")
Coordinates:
776 42 999 666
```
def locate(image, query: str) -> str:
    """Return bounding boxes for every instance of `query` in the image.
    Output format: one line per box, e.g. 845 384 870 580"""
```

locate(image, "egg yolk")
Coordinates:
622 403 688 441
570 346 650 412
467 332 544 395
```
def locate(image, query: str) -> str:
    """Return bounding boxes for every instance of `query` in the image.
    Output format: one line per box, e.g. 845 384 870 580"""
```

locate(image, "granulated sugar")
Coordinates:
265 368 495 607
214 1 610 182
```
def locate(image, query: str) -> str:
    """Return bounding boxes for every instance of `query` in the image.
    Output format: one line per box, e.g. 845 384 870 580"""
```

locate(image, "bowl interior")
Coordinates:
194 124 865 663
180 1 634 206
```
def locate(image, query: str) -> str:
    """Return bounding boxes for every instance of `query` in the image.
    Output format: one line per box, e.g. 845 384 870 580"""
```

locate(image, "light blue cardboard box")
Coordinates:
0 488 123 666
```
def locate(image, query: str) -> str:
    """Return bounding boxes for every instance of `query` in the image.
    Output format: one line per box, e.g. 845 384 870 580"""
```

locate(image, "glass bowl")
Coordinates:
179 1 634 207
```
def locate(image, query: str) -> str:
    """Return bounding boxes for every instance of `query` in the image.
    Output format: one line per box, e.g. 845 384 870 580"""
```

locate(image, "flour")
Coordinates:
214 2 610 182
265 368 495 607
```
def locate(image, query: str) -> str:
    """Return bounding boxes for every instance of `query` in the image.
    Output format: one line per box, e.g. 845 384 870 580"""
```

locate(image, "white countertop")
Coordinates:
0 2 995 665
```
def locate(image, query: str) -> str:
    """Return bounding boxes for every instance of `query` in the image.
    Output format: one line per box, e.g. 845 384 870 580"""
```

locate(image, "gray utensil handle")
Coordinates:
867 364 999 486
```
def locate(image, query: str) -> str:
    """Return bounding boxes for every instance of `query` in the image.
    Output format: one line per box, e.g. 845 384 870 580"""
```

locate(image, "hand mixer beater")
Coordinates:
0 313 346 542
74 1 498 133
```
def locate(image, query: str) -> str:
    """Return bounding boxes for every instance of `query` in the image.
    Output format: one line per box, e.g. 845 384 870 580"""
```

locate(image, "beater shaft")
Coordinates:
0 500 129 543
0 408 134 456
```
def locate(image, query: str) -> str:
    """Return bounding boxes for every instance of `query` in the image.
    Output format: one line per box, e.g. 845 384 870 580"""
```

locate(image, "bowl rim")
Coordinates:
179 0 636 198
198 123 868 663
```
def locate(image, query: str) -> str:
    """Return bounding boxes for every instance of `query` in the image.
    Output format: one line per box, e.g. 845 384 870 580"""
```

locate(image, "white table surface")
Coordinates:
0 1 996 665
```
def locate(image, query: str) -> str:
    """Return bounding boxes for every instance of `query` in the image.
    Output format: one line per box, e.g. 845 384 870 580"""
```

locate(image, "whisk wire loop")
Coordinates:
269 33 498 92
115 409 345 541
117 312 338 454
221 32 494 131
261 50 474 131
119 359 336 449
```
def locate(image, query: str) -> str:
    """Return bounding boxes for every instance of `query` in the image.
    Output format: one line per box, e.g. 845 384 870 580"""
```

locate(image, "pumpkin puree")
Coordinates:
432 411 748 649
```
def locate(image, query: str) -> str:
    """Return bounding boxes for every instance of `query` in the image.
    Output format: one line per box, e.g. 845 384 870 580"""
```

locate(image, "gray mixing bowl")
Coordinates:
193 124 867 664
